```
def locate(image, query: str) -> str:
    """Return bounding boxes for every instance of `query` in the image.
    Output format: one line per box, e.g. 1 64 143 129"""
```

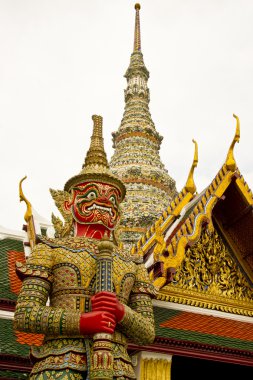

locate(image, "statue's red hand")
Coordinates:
79 311 116 335
91 291 125 323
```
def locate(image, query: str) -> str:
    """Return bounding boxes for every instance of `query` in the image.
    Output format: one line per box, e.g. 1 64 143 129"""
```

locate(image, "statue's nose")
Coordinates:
97 195 109 203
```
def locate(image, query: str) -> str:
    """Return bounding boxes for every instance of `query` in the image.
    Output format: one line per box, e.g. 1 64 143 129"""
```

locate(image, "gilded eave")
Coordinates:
149 164 252 278
133 186 196 268
140 163 253 315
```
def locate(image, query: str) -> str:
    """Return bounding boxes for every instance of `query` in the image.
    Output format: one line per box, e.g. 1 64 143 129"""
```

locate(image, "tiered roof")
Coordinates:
136 116 253 297
123 115 253 365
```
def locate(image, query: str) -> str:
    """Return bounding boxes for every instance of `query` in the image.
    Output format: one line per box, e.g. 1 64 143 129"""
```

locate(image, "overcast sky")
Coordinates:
1 0 253 231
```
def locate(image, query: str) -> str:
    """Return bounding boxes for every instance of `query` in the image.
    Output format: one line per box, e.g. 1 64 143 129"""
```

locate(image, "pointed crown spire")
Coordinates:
83 115 109 168
64 115 126 200
134 4 141 52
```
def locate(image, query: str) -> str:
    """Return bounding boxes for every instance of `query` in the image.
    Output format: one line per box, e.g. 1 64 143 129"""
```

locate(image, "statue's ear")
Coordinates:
64 200 72 212
49 188 72 216
49 188 74 238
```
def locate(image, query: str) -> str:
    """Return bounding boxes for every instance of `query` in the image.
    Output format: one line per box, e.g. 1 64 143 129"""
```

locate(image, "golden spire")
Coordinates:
185 139 198 194
225 114 240 171
19 176 36 249
124 3 149 82
64 115 126 199
134 4 141 52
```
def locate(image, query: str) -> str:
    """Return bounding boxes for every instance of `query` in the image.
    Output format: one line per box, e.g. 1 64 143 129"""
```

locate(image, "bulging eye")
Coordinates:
87 191 96 200
109 195 116 205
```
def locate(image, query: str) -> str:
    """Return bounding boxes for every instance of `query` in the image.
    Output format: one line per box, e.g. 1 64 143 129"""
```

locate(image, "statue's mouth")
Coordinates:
87 204 113 216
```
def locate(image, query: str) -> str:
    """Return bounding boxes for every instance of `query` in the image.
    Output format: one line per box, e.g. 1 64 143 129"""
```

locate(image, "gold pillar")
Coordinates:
132 351 172 380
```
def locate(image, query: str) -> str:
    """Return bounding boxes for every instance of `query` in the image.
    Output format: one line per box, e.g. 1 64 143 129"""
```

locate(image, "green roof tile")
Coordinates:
0 370 29 379
0 319 30 357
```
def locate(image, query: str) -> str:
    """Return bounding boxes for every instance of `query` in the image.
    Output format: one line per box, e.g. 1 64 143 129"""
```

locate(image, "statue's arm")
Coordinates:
13 244 80 336
118 263 157 345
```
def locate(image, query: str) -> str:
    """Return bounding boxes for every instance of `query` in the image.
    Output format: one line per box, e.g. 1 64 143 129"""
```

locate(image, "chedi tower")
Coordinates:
110 4 177 246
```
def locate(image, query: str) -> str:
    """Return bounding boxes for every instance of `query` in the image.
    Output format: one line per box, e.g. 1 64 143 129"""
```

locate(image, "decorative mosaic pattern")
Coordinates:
14 237 156 377
30 369 85 379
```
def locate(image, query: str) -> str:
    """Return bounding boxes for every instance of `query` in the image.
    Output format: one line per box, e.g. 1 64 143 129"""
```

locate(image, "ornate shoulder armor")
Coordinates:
16 243 54 283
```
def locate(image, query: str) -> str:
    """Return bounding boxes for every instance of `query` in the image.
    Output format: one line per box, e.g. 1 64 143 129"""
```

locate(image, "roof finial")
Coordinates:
134 4 141 52
185 139 198 194
19 176 36 249
225 114 240 171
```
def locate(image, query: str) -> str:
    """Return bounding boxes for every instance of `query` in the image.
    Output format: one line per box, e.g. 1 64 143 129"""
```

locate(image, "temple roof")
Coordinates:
134 115 253 317
150 305 253 365
154 305 253 351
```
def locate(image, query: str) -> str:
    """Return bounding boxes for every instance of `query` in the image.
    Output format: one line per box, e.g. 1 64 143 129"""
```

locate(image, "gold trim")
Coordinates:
141 191 194 254
158 286 253 316
235 176 253 205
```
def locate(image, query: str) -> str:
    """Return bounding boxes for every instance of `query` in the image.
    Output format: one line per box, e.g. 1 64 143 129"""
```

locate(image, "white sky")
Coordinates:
0 0 253 231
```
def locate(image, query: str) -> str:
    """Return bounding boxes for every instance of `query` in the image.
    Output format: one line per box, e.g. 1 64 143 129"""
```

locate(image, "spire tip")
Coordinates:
133 3 141 51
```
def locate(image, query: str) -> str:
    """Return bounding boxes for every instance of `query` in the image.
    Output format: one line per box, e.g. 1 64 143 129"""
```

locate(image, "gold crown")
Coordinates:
64 115 126 201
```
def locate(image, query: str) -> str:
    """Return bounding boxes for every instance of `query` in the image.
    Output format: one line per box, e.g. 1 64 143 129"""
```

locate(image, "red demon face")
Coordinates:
65 182 121 234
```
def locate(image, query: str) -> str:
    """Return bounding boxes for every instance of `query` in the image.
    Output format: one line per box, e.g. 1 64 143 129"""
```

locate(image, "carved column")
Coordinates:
131 351 172 380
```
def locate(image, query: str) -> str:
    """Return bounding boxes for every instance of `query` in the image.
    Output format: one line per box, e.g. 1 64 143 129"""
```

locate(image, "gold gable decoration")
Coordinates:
158 227 253 316
139 114 253 294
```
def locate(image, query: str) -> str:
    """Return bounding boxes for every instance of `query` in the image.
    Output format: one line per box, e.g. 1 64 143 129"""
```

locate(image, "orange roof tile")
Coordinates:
7 250 26 295
15 331 44 346
160 312 253 342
